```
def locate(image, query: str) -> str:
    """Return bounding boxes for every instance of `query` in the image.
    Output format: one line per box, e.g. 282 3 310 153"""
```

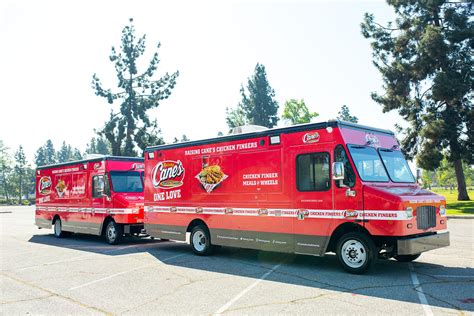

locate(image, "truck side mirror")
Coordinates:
332 162 345 181
97 181 105 194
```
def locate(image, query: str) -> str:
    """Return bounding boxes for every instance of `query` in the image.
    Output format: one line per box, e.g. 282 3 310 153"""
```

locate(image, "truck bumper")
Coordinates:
397 232 450 255
123 224 144 235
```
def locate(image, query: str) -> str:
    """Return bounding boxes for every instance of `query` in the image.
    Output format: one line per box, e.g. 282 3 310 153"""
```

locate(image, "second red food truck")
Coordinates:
143 121 450 273
35 156 145 244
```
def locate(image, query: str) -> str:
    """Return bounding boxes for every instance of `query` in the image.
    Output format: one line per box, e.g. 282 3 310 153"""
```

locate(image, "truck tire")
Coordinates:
53 218 69 238
336 232 376 274
190 225 212 255
394 254 421 262
105 221 123 245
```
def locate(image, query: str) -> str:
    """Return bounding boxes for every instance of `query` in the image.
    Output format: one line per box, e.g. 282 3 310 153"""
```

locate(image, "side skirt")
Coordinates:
145 223 328 256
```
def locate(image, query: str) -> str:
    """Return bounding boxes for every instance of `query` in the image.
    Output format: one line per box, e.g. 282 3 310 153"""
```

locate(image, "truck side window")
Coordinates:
334 145 356 188
296 152 330 191
92 175 105 198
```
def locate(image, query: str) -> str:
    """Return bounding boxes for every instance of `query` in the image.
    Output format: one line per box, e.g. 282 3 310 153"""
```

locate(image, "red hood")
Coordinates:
112 193 145 209
363 184 445 211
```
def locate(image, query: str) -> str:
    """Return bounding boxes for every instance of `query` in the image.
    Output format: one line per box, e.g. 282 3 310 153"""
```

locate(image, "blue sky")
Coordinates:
0 0 403 163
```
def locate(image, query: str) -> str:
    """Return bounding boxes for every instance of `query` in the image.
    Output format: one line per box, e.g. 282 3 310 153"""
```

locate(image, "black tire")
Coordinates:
190 225 212 255
53 218 69 238
336 232 377 274
105 221 123 245
394 254 421 262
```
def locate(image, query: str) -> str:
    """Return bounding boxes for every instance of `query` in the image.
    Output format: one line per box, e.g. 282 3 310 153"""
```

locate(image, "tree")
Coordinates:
225 104 247 129
92 18 179 156
86 136 111 155
361 1 472 200
421 169 436 190
0 140 11 204
57 142 72 163
282 99 318 125
34 147 47 167
35 140 56 166
14 146 26 204
172 135 190 144
226 63 279 129
337 105 359 123
96 137 110 155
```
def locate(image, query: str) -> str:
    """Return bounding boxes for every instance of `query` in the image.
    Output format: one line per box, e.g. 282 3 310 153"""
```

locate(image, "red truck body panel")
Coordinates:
35 156 145 236
143 121 448 256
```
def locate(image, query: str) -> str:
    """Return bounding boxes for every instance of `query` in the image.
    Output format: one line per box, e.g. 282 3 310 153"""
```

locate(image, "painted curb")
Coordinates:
447 215 474 219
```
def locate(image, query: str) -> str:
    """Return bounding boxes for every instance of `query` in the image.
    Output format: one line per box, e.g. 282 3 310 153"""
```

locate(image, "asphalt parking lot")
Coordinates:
1 206 473 315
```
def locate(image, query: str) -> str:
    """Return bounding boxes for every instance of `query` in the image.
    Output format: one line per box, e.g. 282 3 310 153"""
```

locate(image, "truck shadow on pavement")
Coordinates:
29 233 473 312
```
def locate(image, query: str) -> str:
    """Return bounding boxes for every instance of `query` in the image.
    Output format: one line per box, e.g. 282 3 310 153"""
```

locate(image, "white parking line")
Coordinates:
409 263 434 316
69 253 187 291
214 262 282 315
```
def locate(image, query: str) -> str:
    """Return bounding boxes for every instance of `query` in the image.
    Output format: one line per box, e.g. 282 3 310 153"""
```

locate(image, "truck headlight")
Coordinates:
405 207 414 219
439 205 446 216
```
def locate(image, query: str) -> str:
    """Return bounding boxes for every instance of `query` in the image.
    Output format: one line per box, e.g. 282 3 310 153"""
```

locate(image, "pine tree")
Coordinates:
92 18 179 156
44 140 57 165
282 99 318 125
96 137 110 155
86 137 111 155
361 1 472 200
34 147 47 167
227 64 279 129
57 141 71 163
14 146 26 204
0 141 11 204
225 104 247 129
337 105 359 123
35 140 59 166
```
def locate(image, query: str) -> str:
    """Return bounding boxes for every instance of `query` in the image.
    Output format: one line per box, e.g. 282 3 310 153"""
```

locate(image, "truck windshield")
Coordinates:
109 171 143 193
378 149 415 183
348 145 389 182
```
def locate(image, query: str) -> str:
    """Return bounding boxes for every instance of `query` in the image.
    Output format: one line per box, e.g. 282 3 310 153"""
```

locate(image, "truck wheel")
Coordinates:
53 218 68 238
394 254 421 262
336 232 376 274
105 221 123 245
190 225 212 255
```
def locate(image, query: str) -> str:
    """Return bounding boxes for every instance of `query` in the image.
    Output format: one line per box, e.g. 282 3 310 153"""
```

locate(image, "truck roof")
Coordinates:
145 120 394 152
36 155 144 170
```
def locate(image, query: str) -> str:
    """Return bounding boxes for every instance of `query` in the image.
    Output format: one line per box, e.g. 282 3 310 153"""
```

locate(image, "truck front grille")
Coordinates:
416 206 437 230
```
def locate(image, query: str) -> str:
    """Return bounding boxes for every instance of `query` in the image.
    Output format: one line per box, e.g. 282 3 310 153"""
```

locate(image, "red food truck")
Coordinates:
143 121 450 273
35 156 145 244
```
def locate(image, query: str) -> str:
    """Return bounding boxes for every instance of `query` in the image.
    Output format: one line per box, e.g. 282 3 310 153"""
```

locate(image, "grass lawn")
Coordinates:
431 189 474 216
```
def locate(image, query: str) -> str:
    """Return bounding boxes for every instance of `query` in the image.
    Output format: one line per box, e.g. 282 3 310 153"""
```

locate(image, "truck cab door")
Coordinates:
291 145 333 256
333 144 363 222
91 174 111 235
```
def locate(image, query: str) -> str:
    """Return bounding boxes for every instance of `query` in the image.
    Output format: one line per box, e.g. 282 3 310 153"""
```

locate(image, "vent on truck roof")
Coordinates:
229 125 268 135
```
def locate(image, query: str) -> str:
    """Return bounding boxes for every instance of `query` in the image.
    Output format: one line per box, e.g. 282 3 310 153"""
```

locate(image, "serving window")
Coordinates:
296 152 330 191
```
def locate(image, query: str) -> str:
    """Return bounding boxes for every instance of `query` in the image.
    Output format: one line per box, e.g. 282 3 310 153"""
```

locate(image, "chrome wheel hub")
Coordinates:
193 231 206 252
341 239 367 268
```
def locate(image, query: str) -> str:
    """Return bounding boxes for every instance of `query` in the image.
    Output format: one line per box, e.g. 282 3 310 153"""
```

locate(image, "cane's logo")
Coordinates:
344 210 359 219
38 176 52 195
303 132 320 144
365 133 380 147
152 160 185 189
